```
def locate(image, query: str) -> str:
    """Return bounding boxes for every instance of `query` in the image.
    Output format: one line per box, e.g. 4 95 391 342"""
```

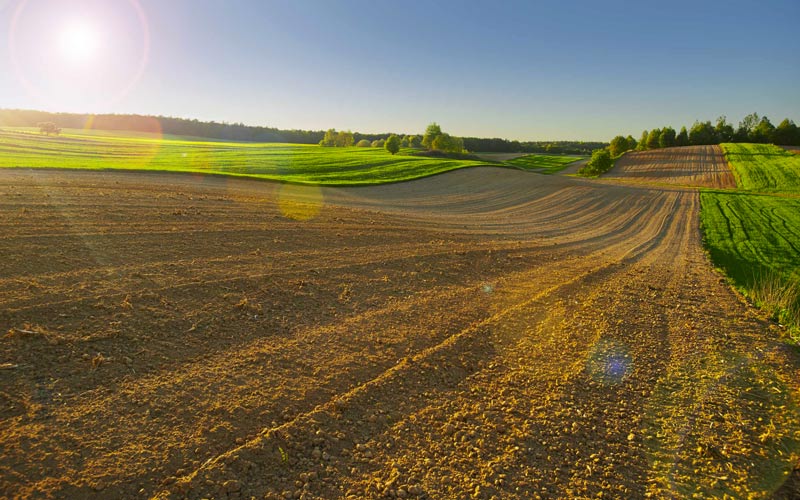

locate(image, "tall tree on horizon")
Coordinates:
658 127 676 148
676 126 689 146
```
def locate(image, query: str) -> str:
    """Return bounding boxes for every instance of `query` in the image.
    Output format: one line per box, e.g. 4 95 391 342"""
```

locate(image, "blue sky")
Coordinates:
1 0 798 140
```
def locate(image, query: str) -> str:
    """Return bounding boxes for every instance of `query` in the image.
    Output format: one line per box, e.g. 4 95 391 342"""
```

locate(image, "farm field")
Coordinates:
721 143 800 193
1 165 799 499
697 144 800 332
701 191 800 301
0 128 493 185
605 145 736 188
503 153 586 174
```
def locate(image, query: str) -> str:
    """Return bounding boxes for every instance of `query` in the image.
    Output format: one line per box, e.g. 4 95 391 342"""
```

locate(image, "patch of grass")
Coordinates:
0 128 494 185
720 143 800 192
505 153 586 174
700 191 800 337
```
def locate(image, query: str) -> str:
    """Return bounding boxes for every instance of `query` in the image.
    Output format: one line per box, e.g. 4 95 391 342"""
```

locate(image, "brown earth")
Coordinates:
604 145 737 189
1 165 798 500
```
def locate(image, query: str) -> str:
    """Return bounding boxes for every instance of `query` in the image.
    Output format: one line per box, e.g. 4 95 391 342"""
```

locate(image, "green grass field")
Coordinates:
721 143 800 192
0 128 495 185
701 144 800 335
505 153 585 174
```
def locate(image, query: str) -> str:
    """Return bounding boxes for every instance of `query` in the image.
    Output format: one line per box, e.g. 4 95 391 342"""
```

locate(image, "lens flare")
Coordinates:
58 21 100 64
9 0 150 109
278 184 323 221
585 338 631 385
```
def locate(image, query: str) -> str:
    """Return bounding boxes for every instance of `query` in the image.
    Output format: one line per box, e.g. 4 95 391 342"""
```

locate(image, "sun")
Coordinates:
58 21 100 64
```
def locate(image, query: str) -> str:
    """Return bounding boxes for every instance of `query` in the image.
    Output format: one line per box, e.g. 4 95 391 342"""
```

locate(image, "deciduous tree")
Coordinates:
715 116 734 143
422 123 442 150
431 133 464 153
658 127 676 148
385 134 401 155
676 126 689 146
319 129 337 147
608 135 629 157
646 128 661 149
772 119 800 146
638 130 649 150
37 122 61 135
689 121 717 145
751 117 775 143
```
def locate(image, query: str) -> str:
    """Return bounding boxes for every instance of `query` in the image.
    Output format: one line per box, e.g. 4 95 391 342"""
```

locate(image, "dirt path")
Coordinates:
0 168 797 499
604 145 736 189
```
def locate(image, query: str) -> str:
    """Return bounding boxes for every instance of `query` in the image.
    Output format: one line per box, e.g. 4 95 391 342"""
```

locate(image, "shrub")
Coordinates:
355 139 371 147
578 148 614 176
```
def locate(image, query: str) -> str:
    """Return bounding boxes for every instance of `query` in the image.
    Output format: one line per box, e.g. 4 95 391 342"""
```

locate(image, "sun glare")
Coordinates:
58 21 100 64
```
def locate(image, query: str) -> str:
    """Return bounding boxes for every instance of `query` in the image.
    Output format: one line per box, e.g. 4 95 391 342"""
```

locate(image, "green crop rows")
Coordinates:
701 144 800 334
721 143 800 192
505 153 585 174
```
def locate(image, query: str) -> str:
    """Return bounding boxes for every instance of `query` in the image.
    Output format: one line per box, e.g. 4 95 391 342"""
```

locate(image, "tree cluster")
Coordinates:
319 129 354 147
607 135 638 157
421 123 465 154
461 138 606 155
631 114 800 151
37 122 61 135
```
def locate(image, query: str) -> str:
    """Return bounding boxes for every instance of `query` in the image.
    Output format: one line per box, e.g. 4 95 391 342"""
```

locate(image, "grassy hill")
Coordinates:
0 128 495 185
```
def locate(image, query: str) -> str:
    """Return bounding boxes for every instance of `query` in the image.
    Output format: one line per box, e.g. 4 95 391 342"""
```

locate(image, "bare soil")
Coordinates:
604 145 737 188
1 166 798 499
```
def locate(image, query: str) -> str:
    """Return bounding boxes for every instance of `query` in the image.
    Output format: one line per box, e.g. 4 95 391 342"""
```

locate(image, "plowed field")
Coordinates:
1 166 798 499
605 145 736 189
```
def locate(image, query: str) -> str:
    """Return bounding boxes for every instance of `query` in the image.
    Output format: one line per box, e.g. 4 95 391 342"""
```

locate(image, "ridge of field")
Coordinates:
721 143 800 193
503 153 587 174
1 167 799 499
602 145 736 189
0 128 496 185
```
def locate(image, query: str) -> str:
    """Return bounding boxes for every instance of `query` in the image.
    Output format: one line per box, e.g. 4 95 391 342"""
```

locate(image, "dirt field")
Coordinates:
604 145 737 188
1 165 798 499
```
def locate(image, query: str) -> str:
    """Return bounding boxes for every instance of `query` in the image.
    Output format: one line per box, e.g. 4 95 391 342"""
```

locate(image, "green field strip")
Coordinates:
0 128 501 186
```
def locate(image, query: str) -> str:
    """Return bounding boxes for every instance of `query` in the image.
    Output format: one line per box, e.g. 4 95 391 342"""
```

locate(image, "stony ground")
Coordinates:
1 153 798 499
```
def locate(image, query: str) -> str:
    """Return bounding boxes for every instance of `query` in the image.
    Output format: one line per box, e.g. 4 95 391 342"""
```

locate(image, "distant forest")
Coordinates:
0 108 605 154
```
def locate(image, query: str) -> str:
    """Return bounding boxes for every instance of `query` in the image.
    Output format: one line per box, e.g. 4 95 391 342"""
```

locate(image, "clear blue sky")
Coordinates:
1 0 798 141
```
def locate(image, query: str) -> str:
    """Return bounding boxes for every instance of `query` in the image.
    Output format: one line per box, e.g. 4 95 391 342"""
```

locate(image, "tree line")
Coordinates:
608 114 800 157
461 137 605 155
1 108 606 154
